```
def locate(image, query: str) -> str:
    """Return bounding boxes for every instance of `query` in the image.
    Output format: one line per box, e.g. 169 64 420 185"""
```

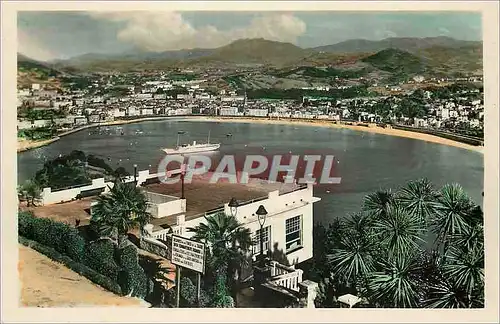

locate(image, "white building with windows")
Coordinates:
141 174 320 265
219 107 239 116
246 108 268 117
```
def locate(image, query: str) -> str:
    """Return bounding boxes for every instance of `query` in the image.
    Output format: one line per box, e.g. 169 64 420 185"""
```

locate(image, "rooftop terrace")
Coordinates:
144 175 306 230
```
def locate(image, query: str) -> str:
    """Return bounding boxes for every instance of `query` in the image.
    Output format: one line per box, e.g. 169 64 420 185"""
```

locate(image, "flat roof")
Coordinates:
145 176 305 230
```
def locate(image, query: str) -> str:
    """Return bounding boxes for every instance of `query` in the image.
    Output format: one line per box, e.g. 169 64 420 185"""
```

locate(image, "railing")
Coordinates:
270 261 296 276
151 228 172 241
268 261 304 292
269 269 304 292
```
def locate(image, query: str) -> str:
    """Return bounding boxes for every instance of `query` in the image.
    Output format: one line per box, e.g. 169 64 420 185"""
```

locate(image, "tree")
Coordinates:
316 179 483 308
398 178 440 225
187 212 252 306
90 180 151 248
431 183 475 255
371 204 425 259
366 252 423 308
327 212 377 291
362 189 395 218
18 180 42 207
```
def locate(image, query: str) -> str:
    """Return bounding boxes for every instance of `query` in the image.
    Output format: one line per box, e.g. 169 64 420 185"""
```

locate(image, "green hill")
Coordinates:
361 48 429 75
18 53 62 78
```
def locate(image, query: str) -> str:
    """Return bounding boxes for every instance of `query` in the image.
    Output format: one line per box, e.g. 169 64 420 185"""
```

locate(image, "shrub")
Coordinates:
18 211 36 239
18 212 86 262
19 236 122 295
179 277 211 308
64 231 85 262
84 239 120 282
118 244 150 298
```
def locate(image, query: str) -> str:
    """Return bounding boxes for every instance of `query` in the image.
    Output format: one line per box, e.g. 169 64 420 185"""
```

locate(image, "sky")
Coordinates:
17 11 482 61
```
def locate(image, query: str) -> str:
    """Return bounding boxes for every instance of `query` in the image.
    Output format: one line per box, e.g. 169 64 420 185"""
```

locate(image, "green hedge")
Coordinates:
18 211 154 300
19 236 122 295
179 277 211 307
118 244 151 299
84 240 120 282
18 212 86 262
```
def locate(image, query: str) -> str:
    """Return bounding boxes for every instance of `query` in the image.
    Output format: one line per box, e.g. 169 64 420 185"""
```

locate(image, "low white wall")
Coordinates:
157 199 186 218
41 178 108 205
39 168 163 206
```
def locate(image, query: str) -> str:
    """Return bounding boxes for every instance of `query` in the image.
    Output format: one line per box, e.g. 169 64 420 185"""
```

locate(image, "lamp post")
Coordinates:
180 164 187 199
228 197 239 218
256 205 268 265
133 164 138 183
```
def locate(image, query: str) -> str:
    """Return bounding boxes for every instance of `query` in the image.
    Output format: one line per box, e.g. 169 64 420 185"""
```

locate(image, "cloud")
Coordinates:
17 29 57 61
86 11 306 51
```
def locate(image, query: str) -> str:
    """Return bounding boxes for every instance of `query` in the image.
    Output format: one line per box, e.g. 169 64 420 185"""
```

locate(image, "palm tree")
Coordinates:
326 212 377 290
321 180 483 309
431 184 475 255
90 180 151 248
365 252 423 308
187 212 252 306
362 189 395 219
18 180 42 207
441 244 484 308
398 178 440 225
371 204 426 259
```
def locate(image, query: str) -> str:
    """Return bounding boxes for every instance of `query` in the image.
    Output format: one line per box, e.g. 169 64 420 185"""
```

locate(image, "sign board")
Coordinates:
171 235 206 274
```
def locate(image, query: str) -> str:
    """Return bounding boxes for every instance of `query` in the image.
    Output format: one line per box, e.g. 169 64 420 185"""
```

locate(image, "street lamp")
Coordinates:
255 205 268 264
228 197 239 217
133 164 138 183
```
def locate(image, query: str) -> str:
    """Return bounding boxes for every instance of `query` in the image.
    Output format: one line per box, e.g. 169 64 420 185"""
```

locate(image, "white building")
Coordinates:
441 108 450 120
219 107 239 116
141 108 154 116
154 93 167 100
414 118 428 128
137 93 153 100
127 106 140 116
142 176 320 265
246 108 268 117
221 96 245 102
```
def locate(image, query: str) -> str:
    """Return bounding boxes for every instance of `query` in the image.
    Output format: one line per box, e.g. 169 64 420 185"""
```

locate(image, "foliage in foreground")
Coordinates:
19 235 122 295
18 211 151 300
301 179 484 308
187 212 252 308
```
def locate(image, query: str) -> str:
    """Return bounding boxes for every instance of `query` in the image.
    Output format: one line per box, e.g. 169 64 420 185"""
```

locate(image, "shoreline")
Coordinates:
17 115 483 154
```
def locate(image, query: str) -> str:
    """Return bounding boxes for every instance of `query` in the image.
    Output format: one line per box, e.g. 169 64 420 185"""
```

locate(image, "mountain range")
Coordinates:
18 36 483 76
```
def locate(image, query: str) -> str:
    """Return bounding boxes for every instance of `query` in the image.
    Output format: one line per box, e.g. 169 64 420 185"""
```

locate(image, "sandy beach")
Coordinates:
17 137 61 153
17 116 483 154
199 116 484 154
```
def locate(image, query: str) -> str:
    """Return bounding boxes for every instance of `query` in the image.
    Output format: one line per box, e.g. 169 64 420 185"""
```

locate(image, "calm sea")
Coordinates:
17 119 484 224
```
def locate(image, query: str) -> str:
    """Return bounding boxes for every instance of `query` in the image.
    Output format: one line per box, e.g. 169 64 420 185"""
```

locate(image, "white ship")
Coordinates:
162 131 220 155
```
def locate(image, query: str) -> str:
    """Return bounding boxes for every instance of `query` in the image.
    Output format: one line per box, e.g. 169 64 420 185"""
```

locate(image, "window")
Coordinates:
285 215 302 252
252 226 271 255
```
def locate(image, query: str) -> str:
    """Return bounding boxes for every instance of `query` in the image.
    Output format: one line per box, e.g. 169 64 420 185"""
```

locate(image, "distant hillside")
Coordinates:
313 36 482 54
58 48 214 65
42 36 482 77
191 38 310 66
17 53 70 88
416 45 483 76
361 48 429 75
18 54 62 77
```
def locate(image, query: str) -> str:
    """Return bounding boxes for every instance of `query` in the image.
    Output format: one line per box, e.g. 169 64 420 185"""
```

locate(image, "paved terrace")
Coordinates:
144 175 304 231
